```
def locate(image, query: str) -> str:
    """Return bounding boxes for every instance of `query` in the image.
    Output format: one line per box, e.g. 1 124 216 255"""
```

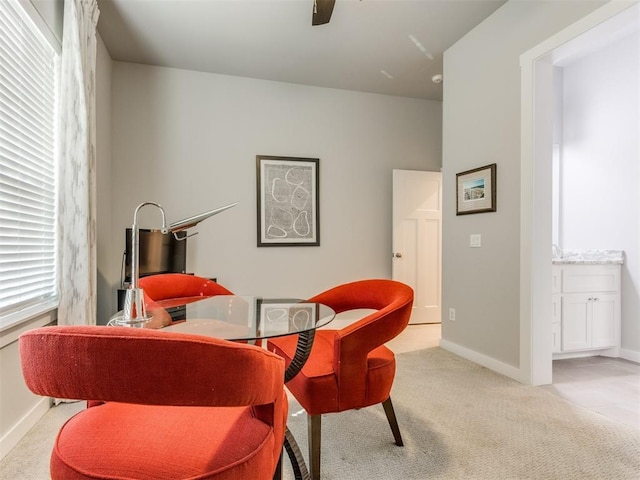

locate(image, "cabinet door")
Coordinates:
591 294 617 348
562 294 591 351
552 322 562 353
552 267 561 294
552 294 561 353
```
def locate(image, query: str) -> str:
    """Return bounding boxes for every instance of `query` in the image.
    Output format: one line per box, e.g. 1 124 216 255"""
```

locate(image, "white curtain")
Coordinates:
57 0 100 326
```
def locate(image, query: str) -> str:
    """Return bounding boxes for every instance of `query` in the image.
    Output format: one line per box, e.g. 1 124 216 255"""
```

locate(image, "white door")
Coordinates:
392 170 442 324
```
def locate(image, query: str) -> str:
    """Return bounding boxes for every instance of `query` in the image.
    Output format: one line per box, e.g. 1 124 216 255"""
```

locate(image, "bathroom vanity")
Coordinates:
552 250 624 359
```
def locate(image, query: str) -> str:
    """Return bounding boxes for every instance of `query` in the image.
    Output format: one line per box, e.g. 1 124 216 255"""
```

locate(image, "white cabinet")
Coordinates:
552 294 562 353
552 264 621 358
551 267 562 353
561 293 618 351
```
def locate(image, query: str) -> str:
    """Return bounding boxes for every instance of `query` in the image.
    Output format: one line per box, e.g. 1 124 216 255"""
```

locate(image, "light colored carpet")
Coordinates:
2 347 639 479
281 347 640 479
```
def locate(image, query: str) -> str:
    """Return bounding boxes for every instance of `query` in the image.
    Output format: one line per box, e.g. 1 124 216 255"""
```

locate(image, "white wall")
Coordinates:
441 0 606 369
105 63 442 310
560 31 640 354
0 313 56 460
28 0 63 50
96 35 114 323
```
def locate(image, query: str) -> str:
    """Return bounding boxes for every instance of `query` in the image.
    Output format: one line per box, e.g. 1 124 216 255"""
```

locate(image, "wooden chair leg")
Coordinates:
308 414 322 480
382 397 404 446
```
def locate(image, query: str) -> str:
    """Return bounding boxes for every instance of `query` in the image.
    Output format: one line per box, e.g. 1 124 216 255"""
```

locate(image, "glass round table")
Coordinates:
111 295 335 381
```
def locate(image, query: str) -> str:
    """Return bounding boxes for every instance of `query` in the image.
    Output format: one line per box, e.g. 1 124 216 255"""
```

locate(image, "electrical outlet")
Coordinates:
449 308 456 321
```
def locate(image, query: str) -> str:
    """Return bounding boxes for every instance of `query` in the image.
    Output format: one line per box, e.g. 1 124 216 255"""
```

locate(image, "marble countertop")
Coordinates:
552 249 624 265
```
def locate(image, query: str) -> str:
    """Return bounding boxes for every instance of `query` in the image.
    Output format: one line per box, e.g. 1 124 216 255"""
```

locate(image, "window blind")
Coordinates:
0 0 58 318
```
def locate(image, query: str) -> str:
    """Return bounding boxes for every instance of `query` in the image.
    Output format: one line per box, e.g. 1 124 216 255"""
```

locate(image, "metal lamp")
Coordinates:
112 201 238 327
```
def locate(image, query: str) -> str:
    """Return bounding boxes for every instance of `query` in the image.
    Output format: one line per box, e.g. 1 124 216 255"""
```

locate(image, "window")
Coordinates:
0 0 59 323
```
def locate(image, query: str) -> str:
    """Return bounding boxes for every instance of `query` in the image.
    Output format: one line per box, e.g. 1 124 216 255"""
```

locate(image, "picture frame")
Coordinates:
256 155 319 246
456 163 497 215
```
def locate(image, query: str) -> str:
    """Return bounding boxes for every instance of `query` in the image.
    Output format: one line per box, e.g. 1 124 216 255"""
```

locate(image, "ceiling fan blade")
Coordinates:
312 0 335 26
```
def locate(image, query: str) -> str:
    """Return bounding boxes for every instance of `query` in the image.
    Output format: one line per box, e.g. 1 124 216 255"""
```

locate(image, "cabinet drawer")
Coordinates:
562 266 619 293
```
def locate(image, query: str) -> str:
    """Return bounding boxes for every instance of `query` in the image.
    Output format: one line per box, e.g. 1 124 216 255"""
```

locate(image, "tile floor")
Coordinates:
541 356 640 429
389 323 639 430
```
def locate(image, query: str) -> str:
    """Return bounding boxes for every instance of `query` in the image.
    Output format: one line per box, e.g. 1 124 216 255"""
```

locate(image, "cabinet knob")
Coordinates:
393 253 403 258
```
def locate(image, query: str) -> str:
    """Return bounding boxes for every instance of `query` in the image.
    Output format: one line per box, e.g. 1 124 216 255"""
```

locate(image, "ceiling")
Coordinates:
97 0 507 101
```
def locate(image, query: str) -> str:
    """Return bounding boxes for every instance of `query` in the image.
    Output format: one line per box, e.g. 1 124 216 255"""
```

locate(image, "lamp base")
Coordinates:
108 315 151 327
116 287 151 327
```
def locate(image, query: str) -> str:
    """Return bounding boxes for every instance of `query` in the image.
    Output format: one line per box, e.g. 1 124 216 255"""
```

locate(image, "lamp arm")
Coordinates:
173 231 198 241
133 202 168 232
131 202 168 289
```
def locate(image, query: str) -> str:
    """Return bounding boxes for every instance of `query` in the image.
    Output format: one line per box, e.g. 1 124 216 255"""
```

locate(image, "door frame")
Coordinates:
519 1 639 385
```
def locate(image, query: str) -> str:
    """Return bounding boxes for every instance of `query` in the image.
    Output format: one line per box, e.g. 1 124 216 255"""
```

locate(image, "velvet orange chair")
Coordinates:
139 273 233 308
267 279 414 480
19 326 287 480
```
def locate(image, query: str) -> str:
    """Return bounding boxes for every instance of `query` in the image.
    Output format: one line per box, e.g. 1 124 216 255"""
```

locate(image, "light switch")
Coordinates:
470 234 482 248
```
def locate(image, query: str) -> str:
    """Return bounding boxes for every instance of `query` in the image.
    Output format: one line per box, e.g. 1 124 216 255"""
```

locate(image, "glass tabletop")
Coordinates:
112 295 335 342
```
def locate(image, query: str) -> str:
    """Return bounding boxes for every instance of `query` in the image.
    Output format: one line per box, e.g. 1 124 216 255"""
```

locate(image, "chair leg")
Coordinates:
272 451 282 480
382 397 404 446
308 414 322 480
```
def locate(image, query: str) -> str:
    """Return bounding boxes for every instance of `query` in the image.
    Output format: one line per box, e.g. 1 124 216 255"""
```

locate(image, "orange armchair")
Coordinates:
267 279 414 480
139 273 233 307
20 326 287 480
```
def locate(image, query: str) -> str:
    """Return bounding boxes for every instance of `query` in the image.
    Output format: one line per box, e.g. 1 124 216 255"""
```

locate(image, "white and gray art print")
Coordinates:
257 156 319 246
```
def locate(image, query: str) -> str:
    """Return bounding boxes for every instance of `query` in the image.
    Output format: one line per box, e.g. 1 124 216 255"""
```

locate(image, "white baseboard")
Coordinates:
439 341 640 384
439 339 526 383
0 397 51 461
567 347 640 363
620 348 640 363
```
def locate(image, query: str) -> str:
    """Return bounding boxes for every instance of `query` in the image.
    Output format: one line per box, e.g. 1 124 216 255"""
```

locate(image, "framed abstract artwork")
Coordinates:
256 155 319 246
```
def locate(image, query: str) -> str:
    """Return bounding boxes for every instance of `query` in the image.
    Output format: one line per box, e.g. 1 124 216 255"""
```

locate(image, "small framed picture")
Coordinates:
456 163 497 215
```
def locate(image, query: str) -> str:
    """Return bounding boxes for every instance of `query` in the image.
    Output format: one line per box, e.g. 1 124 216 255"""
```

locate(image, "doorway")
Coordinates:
392 169 442 325
520 2 640 385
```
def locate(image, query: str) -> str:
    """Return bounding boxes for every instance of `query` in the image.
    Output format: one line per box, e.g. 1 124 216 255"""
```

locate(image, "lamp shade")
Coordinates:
169 202 238 233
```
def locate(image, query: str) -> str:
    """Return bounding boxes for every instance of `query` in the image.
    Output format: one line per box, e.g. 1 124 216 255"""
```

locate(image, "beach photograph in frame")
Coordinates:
456 163 497 215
